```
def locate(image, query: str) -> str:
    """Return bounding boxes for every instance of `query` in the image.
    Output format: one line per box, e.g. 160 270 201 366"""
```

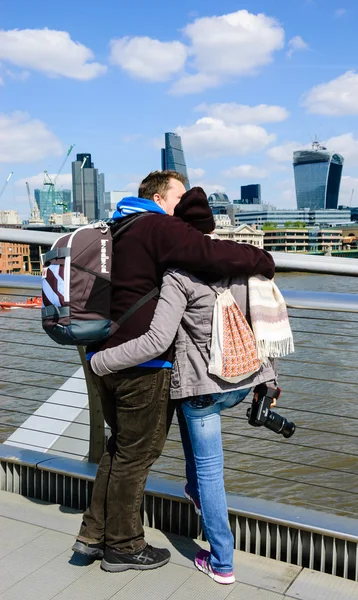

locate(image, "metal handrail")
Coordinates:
2 272 358 312
2 227 358 275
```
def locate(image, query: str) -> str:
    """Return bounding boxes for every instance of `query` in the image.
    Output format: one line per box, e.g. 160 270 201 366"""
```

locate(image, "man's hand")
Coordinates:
253 391 277 408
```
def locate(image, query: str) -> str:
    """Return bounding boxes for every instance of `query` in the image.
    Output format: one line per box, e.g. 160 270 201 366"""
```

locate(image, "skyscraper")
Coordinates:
72 153 105 221
34 189 71 225
293 141 344 210
97 173 106 219
240 184 261 204
161 133 190 190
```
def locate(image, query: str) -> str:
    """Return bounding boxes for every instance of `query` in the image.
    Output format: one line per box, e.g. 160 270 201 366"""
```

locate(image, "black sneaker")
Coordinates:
101 544 171 572
72 539 104 559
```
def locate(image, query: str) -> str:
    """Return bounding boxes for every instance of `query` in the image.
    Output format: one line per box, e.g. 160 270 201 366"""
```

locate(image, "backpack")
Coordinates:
41 214 157 346
208 286 261 383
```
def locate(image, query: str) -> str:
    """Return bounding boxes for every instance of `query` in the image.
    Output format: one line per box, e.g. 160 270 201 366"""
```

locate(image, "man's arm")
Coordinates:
91 270 188 376
155 188 275 279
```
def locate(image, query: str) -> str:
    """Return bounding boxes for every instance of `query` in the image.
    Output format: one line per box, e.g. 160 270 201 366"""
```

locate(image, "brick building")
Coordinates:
0 242 31 274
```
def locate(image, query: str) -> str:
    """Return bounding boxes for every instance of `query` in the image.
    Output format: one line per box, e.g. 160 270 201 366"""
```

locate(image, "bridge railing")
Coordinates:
1 273 358 580
1 274 357 519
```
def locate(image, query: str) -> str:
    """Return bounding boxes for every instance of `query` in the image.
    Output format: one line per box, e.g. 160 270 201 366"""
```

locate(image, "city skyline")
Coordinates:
2 1 358 218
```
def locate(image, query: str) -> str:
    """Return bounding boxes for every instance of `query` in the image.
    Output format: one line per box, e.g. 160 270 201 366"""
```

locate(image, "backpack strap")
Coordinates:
42 247 71 266
116 287 159 327
110 212 159 327
42 306 70 319
111 212 152 242
206 277 233 296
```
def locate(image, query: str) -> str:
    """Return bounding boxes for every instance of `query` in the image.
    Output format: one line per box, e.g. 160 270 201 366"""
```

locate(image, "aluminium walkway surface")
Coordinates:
0 490 357 600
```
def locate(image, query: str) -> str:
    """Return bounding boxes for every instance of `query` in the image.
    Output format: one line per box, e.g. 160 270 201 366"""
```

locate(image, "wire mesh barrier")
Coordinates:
155 305 358 521
2 279 358 580
1 284 358 521
0 288 85 455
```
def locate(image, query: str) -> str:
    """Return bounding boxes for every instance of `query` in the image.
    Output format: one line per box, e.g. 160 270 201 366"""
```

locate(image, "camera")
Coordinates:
246 383 296 438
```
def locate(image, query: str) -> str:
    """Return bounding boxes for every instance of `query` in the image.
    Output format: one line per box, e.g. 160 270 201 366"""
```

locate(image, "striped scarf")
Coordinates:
248 275 294 363
112 196 166 220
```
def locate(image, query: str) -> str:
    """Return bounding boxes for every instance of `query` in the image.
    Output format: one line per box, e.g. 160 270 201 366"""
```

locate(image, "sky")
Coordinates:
1 0 358 218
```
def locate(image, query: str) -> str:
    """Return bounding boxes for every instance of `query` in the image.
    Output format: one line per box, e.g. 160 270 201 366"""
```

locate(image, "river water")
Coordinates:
1 272 358 518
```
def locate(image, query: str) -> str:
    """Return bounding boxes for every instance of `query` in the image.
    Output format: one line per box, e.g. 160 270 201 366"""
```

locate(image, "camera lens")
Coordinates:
265 410 296 438
281 420 296 439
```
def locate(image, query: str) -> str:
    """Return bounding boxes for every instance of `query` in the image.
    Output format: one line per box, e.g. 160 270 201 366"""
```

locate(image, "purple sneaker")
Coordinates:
184 484 201 516
194 549 235 585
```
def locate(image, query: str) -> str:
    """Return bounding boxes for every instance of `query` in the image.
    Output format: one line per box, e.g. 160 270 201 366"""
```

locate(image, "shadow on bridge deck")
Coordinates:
0 490 357 600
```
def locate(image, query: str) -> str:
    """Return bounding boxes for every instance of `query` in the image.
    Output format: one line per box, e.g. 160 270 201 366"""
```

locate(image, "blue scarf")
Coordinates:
112 196 166 220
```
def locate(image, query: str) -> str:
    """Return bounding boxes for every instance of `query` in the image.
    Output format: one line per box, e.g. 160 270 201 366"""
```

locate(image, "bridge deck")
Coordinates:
0 490 357 600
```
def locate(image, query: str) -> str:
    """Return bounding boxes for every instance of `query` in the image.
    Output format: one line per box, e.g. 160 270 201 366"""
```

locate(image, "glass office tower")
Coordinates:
240 184 261 204
72 153 105 221
34 189 71 225
293 142 344 210
161 132 190 190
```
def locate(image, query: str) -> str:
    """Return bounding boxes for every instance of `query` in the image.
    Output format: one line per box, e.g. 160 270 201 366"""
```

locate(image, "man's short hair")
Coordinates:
138 171 187 200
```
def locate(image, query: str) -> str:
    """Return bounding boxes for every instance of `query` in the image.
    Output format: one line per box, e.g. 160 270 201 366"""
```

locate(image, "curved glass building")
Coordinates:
161 132 190 190
293 142 344 210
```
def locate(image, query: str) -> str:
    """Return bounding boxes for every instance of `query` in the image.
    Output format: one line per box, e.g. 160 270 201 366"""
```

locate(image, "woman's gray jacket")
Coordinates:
90 269 277 399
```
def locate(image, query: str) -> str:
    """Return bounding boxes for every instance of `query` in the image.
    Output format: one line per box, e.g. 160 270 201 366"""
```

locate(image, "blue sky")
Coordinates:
1 0 358 217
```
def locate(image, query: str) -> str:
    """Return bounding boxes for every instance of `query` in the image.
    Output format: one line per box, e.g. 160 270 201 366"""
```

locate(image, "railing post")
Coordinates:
78 347 105 464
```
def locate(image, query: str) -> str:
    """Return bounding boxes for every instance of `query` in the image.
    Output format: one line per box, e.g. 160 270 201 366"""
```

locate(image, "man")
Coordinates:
73 170 274 573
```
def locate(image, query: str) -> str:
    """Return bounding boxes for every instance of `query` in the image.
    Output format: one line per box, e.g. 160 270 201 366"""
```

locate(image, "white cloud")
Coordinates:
223 164 268 179
4 69 30 81
173 10 284 94
267 133 358 168
187 167 205 179
0 112 63 163
170 72 219 95
303 71 358 115
109 37 187 82
197 103 289 125
0 28 107 80
325 133 358 167
177 117 275 158
334 8 347 17
16 172 72 191
266 141 306 162
286 35 309 58
339 176 358 205
186 10 284 76
275 178 297 209
112 10 284 94
196 182 226 195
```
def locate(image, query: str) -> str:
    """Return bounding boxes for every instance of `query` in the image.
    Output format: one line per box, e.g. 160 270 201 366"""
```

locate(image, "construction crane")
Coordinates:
25 181 33 213
54 144 75 185
0 172 13 200
44 144 75 213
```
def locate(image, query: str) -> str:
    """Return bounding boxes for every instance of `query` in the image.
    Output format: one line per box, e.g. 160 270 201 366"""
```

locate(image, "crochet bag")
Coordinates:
208 288 261 383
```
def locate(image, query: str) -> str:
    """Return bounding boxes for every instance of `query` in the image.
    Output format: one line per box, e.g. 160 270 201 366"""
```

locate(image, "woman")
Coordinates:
91 193 277 585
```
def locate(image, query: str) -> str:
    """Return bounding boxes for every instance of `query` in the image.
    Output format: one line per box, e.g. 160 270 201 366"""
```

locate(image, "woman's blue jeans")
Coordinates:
178 388 250 573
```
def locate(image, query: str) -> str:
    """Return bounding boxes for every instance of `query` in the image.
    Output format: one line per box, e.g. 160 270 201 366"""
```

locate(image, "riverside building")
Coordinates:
263 227 343 253
231 208 351 228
